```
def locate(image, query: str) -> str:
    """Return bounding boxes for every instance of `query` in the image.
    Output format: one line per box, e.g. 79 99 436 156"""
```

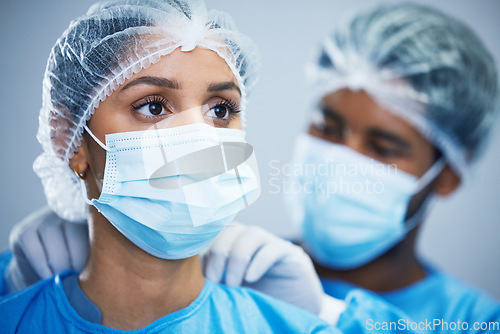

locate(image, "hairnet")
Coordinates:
306 3 498 180
33 0 260 222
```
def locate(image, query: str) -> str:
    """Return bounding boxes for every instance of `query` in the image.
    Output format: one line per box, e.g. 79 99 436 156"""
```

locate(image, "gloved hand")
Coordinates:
5 210 346 324
203 222 345 319
5 206 89 292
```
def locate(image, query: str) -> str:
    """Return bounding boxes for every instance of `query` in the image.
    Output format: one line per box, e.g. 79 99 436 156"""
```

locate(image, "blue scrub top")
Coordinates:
0 270 336 334
0 250 11 296
321 264 500 333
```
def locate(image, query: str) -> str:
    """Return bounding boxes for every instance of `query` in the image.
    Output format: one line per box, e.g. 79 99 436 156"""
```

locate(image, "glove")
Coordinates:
203 222 334 316
5 206 89 292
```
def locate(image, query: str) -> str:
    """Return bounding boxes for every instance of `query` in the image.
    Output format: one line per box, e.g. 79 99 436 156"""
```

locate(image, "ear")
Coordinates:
47 105 90 176
434 165 461 196
69 136 90 178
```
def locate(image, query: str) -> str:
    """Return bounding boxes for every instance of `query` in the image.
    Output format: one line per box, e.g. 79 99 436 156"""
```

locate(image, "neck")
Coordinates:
79 207 205 330
314 228 425 292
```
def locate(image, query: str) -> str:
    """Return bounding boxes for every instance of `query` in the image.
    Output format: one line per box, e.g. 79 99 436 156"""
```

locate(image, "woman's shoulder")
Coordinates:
207 280 336 333
0 249 13 295
0 273 58 333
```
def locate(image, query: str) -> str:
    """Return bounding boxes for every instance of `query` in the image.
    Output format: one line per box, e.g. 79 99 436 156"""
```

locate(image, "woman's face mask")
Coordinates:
83 122 260 259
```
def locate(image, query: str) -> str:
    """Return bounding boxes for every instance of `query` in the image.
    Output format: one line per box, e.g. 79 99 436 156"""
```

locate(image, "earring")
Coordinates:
73 167 87 180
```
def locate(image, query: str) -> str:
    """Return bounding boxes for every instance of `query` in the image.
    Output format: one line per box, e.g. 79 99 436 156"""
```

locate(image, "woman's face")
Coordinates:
78 47 242 196
89 47 242 135
308 89 436 177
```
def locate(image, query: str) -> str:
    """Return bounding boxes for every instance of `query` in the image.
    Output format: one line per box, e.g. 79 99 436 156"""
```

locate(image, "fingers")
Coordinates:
7 244 41 289
37 215 72 275
244 239 293 282
224 226 271 286
205 223 304 288
204 222 246 283
8 206 89 284
9 207 55 280
63 222 90 272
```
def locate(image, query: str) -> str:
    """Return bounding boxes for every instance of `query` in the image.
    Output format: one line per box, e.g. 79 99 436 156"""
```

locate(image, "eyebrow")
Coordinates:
120 76 181 91
208 81 241 96
120 76 241 97
369 128 412 149
321 106 344 123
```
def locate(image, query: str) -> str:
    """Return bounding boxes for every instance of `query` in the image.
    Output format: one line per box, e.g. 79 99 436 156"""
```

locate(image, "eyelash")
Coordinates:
371 144 404 158
129 95 241 122
131 95 169 113
212 98 241 114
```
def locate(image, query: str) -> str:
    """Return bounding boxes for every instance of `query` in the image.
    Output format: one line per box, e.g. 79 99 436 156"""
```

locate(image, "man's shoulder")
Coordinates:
389 266 500 323
432 270 499 313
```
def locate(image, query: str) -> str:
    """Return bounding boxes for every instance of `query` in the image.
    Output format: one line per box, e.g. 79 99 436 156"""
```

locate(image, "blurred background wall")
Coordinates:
1 0 498 298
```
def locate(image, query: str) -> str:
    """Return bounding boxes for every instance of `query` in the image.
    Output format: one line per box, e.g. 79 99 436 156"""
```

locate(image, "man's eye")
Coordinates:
311 121 343 140
372 145 403 158
322 125 342 136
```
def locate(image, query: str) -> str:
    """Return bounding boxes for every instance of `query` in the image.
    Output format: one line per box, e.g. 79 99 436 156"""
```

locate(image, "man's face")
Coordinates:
308 88 444 219
308 88 436 178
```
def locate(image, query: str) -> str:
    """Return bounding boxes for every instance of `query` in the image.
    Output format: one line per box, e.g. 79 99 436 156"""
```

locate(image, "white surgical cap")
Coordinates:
34 0 260 222
307 3 498 180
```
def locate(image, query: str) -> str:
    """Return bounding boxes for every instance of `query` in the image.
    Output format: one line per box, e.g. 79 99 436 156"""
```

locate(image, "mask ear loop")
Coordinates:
79 125 111 206
404 158 447 232
83 125 110 151
404 193 435 233
79 179 94 206
414 158 446 193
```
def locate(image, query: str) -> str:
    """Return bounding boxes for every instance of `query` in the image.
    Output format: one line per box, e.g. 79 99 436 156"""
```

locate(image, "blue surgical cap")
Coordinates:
34 0 260 221
307 2 498 180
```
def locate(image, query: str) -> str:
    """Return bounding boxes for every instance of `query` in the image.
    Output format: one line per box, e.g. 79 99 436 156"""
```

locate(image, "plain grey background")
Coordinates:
0 0 499 299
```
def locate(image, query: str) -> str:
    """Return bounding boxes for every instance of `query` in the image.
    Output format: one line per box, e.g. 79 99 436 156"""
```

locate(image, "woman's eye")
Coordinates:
131 95 169 117
136 102 166 116
205 99 241 123
207 104 234 119
206 99 241 121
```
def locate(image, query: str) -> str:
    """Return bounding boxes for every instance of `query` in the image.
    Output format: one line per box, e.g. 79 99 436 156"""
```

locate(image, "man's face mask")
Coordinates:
285 133 444 269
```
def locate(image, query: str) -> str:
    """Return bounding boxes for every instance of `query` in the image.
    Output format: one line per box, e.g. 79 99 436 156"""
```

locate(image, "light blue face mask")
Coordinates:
285 133 445 270
82 123 260 259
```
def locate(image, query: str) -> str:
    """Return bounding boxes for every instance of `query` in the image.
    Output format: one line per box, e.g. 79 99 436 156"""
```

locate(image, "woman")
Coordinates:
0 0 333 332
